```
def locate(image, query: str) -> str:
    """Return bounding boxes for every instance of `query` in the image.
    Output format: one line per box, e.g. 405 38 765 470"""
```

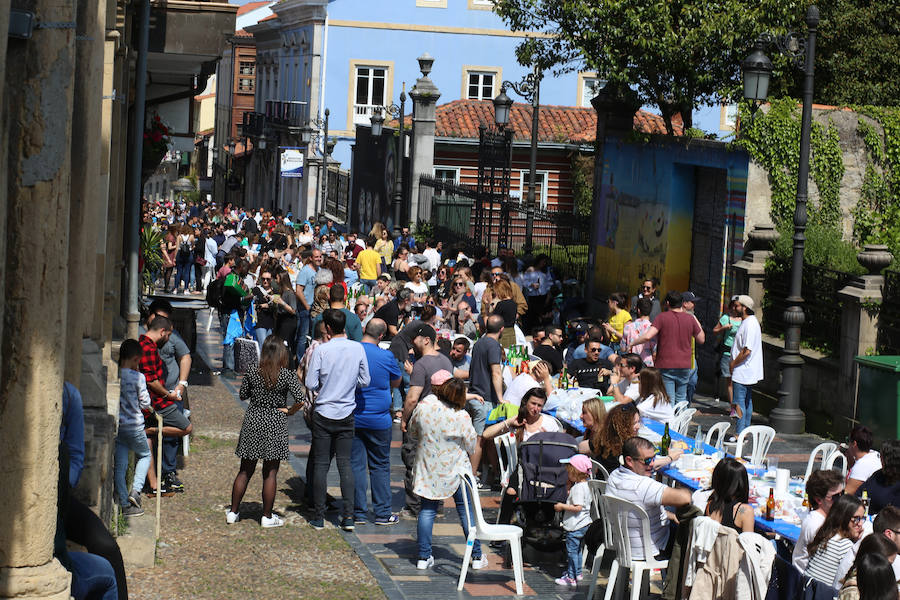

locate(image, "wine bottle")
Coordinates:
765 488 775 521
660 423 671 456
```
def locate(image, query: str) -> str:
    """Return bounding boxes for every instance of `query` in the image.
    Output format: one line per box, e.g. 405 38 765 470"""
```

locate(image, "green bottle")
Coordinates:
660 422 671 456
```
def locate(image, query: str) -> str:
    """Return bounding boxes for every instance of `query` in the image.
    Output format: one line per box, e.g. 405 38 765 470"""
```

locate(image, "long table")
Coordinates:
641 419 801 543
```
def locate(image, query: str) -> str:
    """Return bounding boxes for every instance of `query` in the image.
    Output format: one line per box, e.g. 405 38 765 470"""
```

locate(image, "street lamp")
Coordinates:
370 106 385 137
498 63 543 253
307 108 331 219
741 5 819 434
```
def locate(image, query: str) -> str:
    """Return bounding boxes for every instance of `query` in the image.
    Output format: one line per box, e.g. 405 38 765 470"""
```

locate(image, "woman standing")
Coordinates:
713 298 743 417
408 372 487 571
805 495 867 586
274 271 298 360
392 245 411 282
490 278 518 349
375 227 394 267
192 228 208 294
202 228 218 290
175 224 195 294
296 222 314 246
160 224 177 292
251 270 277 349
227 335 304 527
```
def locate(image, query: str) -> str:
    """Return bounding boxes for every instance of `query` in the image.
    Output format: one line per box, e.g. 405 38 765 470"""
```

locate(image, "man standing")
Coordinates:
626 291 705 407
630 278 662 321
468 315 505 483
606 437 689 562
399 323 454 517
394 226 416 252
356 236 382 293
533 325 564 375
305 309 370 531
449 337 471 379
681 291 701 404
352 319 402 525
294 249 320 360
730 295 762 435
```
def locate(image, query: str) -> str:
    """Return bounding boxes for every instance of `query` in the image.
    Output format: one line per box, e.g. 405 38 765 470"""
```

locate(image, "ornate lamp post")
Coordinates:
499 64 542 253
371 87 408 229
741 5 819 433
307 109 331 219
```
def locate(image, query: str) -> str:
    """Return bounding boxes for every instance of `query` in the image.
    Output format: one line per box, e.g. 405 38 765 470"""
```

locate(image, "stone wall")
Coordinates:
744 107 871 241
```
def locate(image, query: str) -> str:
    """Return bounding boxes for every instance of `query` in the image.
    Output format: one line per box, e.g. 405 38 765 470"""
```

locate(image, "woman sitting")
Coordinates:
838 533 898 600
703 458 754 533
482 386 559 444
793 469 846 571
805 495 867 587
592 403 642 475
634 367 674 424
857 440 900 515
577 397 608 457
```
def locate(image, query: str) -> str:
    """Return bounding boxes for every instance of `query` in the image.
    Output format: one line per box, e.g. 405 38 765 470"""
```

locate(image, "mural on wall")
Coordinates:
349 127 395 234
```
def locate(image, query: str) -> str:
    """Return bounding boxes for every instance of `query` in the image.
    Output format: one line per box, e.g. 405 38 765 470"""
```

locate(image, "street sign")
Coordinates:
280 147 304 178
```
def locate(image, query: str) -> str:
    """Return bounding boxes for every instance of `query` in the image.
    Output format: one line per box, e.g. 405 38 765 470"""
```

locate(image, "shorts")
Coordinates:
719 352 732 378
145 403 191 431
466 398 494 436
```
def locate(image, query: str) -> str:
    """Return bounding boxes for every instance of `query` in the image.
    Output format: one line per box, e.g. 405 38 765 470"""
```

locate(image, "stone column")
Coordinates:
0 0 76 594
408 53 441 227
730 223 779 324
837 244 893 432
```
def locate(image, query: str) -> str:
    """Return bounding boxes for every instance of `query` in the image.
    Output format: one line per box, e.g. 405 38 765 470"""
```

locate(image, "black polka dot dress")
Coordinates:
235 367 305 461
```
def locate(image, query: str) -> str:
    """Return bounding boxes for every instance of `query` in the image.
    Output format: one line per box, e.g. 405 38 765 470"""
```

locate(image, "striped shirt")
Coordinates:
805 534 853 587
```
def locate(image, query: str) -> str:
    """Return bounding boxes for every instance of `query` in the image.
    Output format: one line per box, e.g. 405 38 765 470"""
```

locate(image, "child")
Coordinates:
114 339 153 517
554 454 594 587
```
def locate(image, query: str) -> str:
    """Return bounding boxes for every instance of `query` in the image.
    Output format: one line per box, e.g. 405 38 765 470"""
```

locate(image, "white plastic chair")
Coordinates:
672 401 690 416
824 450 848 477
671 408 697 435
457 469 525 595
705 421 731 450
734 425 776 466
803 442 839 483
590 459 610 481
583 479 608 569
595 495 669 600
493 434 518 489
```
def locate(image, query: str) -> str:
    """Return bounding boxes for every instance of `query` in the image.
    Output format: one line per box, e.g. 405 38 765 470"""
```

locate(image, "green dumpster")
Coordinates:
855 355 900 445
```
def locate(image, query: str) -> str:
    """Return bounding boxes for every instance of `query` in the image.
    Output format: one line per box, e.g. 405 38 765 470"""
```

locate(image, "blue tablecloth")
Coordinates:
640 419 801 543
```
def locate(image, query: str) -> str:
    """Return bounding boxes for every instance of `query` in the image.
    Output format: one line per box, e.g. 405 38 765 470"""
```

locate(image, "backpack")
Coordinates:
206 277 225 310
179 239 192 255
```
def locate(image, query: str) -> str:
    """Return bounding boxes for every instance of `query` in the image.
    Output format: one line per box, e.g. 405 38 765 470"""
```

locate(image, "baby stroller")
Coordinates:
511 431 580 552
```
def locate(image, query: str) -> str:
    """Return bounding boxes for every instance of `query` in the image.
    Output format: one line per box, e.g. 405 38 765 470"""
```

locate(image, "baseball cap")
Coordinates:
430 369 452 387
573 323 588 336
681 291 700 302
560 454 592 475
411 323 437 342
735 294 754 310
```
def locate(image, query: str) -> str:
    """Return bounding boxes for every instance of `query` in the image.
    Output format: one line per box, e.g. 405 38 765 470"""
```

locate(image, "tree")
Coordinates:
494 0 803 135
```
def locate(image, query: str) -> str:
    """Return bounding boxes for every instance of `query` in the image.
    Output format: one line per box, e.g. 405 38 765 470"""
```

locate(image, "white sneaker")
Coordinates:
225 510 239 524
472 555 489 570
416 556 434 570
261 514 284 528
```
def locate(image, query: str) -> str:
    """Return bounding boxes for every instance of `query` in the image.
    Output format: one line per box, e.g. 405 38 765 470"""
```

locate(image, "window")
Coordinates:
354 65 388 125
468 0 494 8
517 171 549 209
237 60 255 93
580 76 605 108
467 71 496 100
433 167 459 183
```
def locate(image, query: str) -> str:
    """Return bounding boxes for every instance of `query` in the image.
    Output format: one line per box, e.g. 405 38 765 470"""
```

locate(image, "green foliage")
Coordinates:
413 219 435 242
851 107 900 260
493 0 802 134
140 226 164 293
735 98 844 231
570 153 594 218
770 219 863 274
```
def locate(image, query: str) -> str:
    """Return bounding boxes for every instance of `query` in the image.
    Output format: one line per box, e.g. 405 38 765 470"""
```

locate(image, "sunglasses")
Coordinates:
454 282 465 287
826 490 844 500
851 515 866 524
587 348 602 353
635 455 654 466
261 277 272 282
491 273 502 278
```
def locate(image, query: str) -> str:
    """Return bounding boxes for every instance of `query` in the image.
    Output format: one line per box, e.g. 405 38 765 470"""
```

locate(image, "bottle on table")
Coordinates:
802 493 810 510
660 423 671 456
765 488 775 521
862 490 870 518
693 425 703 455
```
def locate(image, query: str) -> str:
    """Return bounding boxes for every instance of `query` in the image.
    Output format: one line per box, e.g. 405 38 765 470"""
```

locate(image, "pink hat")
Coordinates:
560 454 592 475
430 369 453 387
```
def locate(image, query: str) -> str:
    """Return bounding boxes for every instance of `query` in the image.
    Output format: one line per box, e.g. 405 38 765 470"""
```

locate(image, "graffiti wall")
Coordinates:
591 137 749 300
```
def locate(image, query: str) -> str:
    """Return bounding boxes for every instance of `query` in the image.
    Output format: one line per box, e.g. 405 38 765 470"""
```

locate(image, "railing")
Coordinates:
324 167 350 223
353 104 380 126
877 269 900 354
265 100 308 129
763 258 854 355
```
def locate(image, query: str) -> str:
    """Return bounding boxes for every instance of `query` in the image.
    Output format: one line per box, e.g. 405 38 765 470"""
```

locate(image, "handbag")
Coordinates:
233 336 260 374
195 256 208 266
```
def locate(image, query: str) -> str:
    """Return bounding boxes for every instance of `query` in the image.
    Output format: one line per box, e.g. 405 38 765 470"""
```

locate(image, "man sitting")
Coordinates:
568 336 617 390
608 353 643 403
606 436 691 560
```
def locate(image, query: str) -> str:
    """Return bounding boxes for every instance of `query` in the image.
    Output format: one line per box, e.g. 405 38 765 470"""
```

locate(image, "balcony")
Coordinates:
353 103 381 126
266 100 309 132
147 1 236 76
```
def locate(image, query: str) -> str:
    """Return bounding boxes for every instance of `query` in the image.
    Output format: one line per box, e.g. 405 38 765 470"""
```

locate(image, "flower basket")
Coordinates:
142 114 171 181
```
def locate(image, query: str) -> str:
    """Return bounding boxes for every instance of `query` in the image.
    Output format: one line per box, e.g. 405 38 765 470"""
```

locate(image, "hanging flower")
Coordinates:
143 113 172 158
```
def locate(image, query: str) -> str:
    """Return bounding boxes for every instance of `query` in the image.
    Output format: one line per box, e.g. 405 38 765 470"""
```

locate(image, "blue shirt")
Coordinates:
354 343 403 430
61 382 85 488
305 337 370 420
344 268 359 286
297 264 317 307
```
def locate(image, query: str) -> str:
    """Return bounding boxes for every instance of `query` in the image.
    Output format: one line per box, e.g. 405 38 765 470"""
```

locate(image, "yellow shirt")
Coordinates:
608 309 632 343
375 239 394 263
357 248 381 281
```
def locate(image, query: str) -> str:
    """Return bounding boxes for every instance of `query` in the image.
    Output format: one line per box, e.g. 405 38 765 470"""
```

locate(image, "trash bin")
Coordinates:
855 355 900 445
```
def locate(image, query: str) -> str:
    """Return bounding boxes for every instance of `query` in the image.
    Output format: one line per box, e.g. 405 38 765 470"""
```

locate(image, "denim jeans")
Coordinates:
564 525 589 579
161 397 185 475
311 411 355 520
391 357 410 413
733 381 753 433
175 253 192 289
417 484 482 561
359 278 377 294
687 367 698 404
69 551 118 600
295 308 310 362
254 327 272 349
351 426 393 520
661 368 692 406
115 426 151 506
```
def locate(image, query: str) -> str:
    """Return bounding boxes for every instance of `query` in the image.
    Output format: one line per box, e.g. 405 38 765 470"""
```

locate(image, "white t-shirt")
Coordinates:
404 281 429 298
521 415 561 442
606 466 670 560
621 380 640 401
792 510 826 572
505 373 541 407
636 394 675 424
849 450 882 483
731 314 764 385
563 480 592 531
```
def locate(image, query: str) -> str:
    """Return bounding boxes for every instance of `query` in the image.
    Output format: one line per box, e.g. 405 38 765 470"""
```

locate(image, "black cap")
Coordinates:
411 323 437 342
681 291 700 302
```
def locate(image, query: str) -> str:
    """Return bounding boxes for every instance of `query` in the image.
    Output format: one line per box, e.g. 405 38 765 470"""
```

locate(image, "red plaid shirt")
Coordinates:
138 334 173 412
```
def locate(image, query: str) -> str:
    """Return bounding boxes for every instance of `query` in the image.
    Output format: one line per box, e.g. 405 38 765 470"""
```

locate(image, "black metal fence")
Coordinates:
324 166 350 223
763 257 854 355
877 269 900 354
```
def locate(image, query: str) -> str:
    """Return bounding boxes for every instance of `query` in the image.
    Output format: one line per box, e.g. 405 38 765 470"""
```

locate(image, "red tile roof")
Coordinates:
413 99 680 143
235 1 269 16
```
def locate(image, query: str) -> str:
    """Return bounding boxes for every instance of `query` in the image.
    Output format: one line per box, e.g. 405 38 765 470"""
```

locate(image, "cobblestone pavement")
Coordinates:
127 309 831 600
